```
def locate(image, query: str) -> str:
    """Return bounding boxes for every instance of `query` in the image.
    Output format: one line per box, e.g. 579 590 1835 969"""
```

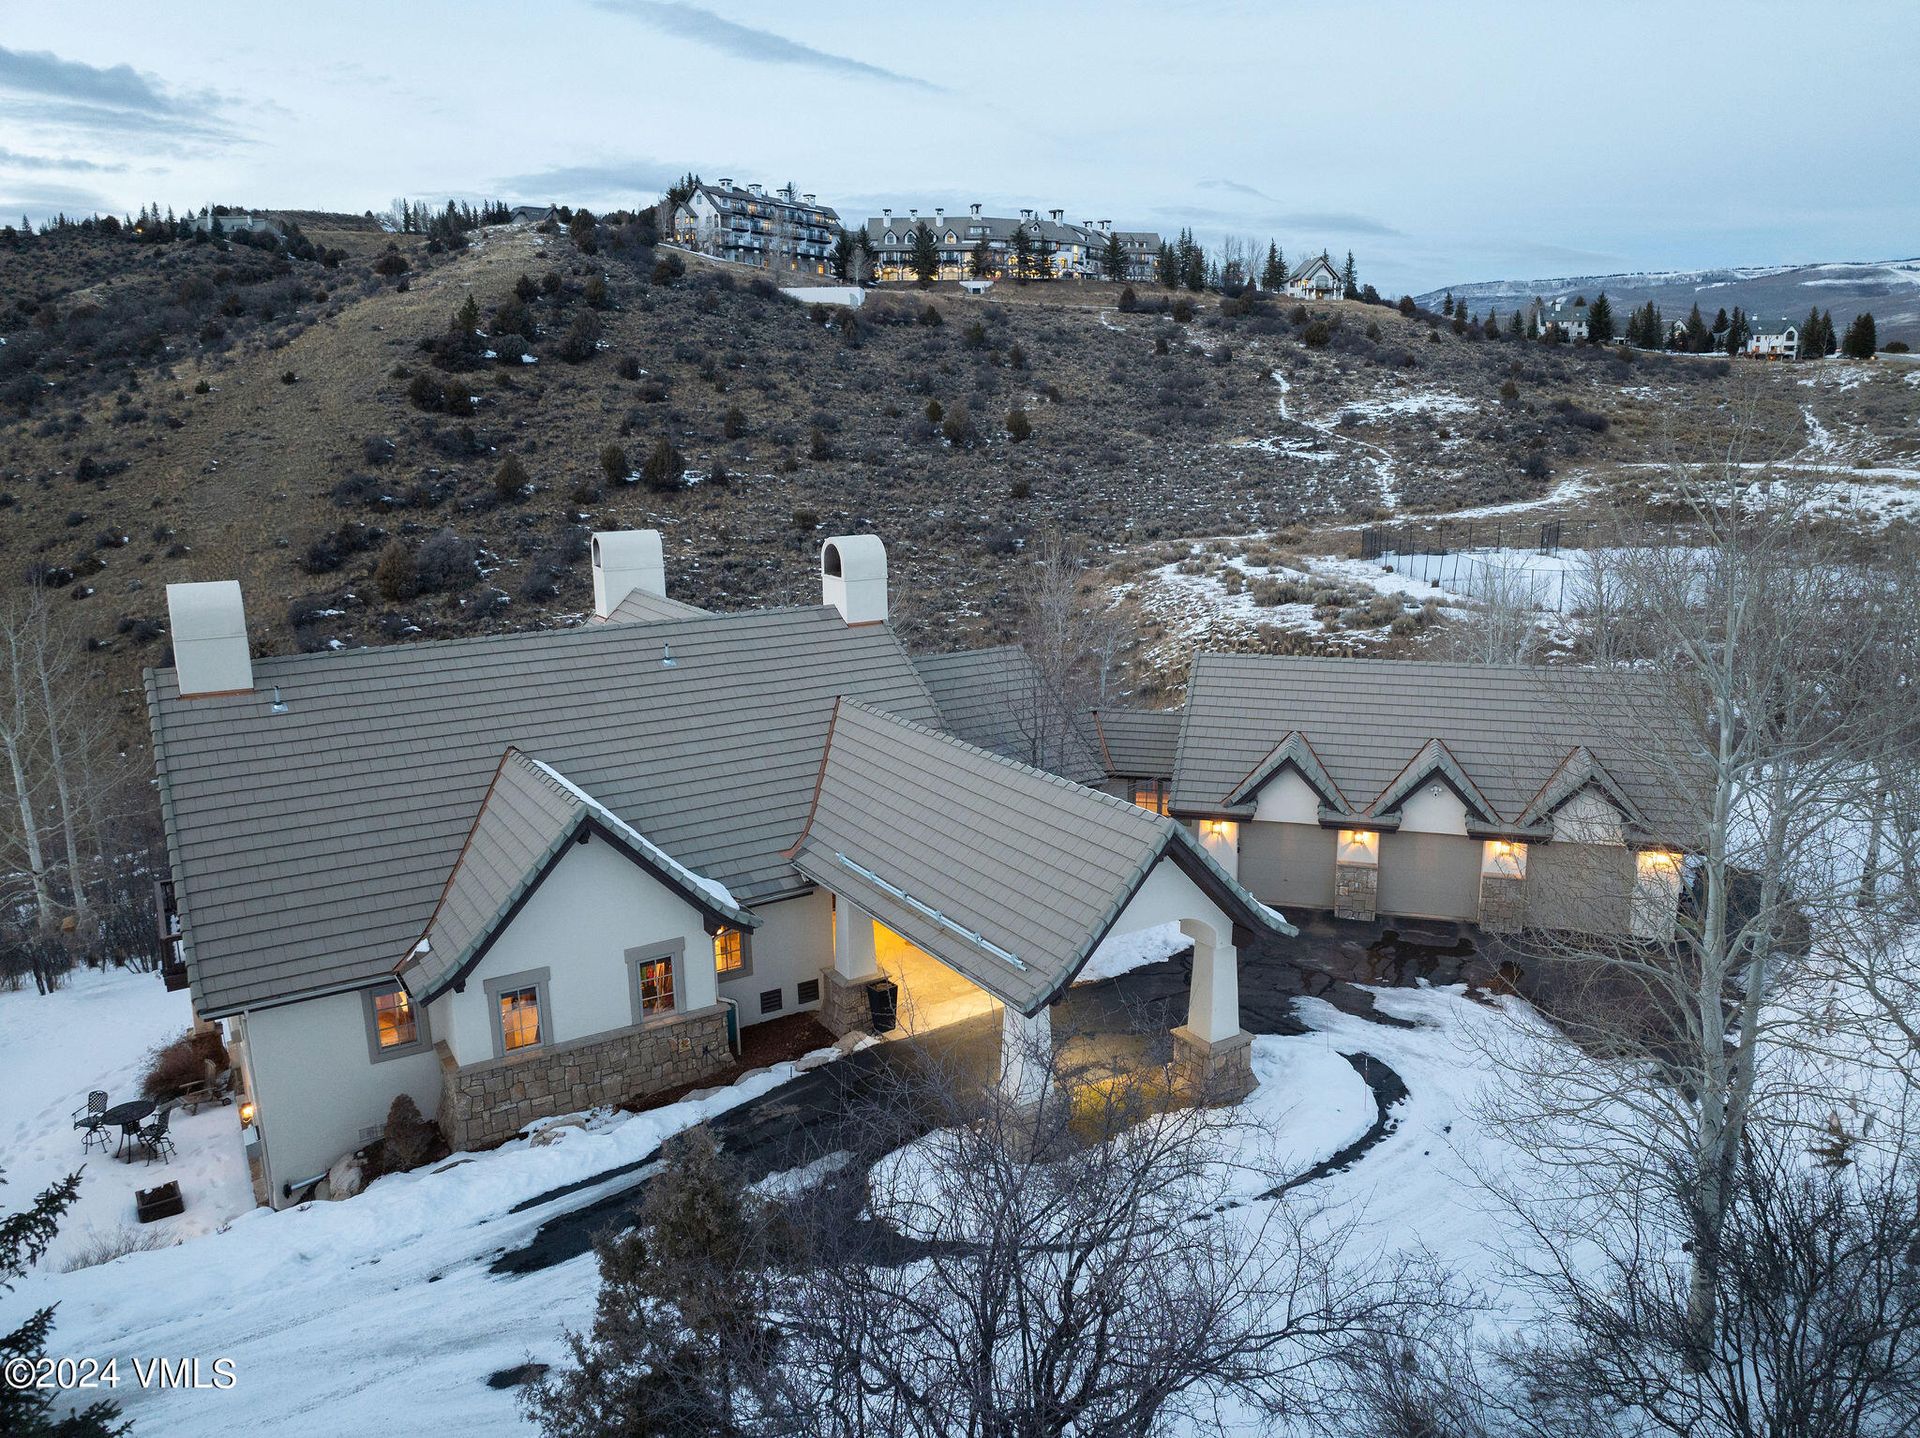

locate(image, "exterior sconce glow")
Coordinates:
1637 848 1681 877
1337 828 1379 865
1481 839 1528 879
1199 819 1237 843
239 1101 256 1127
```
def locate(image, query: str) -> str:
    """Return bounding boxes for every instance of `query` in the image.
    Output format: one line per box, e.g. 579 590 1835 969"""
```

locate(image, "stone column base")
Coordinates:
820 968 880 1038
1335 861 1378 922
1478 873 1527 933
1171 1025 1256 1103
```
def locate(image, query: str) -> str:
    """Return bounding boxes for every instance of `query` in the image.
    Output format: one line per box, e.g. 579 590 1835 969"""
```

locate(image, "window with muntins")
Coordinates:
1130 778 1170 816
373 988 417 1049
499 986 542 1051
637 956 675 1016
714 927 745 976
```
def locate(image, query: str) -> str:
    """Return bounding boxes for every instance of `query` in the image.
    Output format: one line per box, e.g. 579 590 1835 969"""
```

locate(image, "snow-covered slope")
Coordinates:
1417 258 1920 343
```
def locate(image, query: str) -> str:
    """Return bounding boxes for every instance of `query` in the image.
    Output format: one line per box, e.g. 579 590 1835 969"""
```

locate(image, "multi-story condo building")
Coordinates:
671 178 842 274
864 203 1160 283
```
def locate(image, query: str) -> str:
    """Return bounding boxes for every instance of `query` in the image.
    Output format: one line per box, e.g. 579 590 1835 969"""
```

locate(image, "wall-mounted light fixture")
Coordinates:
239 1101 256 1127
1337 828 1379 865
1482 839 1528 879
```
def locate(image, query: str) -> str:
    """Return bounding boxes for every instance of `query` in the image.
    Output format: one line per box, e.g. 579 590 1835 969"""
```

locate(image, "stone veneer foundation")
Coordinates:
1171 1024 1256 1102
437 1004 729 1153
1335 861 1379 922
819 968 879 1038
1478 873 1528 933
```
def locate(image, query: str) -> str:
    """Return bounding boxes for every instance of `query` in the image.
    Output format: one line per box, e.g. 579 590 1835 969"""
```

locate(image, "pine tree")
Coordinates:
1483 311 1500 340
908 220 940 284
1684 303 1709 352
1842 311 1878 359
1820 309 1837 356
3 1171 126 1435
1442 291 1454 317
1008 223 1034 281
1261 241 1284 291
1155 240 1176 289
1711 306 1730 335
1507 308 1524 340
1180 230 1206 292
1726 306 1749 356
1587 291 1614 344
1100 230 1128 283
1341 250 1358 300
968 239 994 280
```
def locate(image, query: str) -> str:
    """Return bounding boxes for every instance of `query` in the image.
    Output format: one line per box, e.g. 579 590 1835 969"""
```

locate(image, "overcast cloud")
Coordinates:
0 1 1913 294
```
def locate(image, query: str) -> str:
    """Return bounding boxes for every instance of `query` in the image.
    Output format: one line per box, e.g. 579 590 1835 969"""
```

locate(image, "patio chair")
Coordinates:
136 1106 177 1166
71 1090 111 1155
178 1060 233 1115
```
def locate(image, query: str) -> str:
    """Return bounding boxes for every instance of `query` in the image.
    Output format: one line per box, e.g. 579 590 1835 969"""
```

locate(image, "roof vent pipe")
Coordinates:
166 581 253 698
820 535 888 626
590 530 667 621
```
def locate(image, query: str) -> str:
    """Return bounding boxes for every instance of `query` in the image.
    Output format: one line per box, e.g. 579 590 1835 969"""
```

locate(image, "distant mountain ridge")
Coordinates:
1417 258 1920 343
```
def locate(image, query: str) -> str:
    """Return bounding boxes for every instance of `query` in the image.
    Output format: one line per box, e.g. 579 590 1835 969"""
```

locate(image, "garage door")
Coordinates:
1376 833 1482 921
1528 842 1633 934
1239 821 1336 911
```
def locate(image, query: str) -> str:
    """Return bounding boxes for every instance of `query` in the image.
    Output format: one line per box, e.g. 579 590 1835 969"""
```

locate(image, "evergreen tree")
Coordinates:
1155 240 1176 288
1842 311 1878 359
1507 308 1524 340
1100 230 1128 283
968 239 995 280
1031 227 1056 280
1179 230 1206 292
1008 223 1034 281
829 231 855 281
1820 309 1837 356
1725 306 1749 356
1483 310 1500 340
3 1171 126 1435
1685 303 1710 353
908 221 940 284
1340 250 1358 300
452 291 480 337
1711 306 1730 335
1587 291 1615 344
1442 291 1454 316
1261 241 1285 291
1802 306 1824 360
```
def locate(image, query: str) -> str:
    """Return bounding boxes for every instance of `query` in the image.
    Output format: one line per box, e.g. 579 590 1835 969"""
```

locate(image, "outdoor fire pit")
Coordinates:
135 1180 184 1223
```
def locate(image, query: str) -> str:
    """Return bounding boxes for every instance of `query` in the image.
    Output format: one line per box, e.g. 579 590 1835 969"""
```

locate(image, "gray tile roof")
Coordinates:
1090 707 1184 778
1172 654 1697 844
146 607 941 1016
398 749 755 1002
789 700 1290 1016
911 646 1106 785
605 588 711 623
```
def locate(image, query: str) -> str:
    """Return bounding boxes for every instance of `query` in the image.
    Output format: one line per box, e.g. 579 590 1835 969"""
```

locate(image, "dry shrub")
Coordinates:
141 1026 229 1100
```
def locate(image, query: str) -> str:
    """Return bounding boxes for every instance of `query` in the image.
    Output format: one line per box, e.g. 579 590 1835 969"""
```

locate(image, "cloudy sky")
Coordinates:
2 0 1914 294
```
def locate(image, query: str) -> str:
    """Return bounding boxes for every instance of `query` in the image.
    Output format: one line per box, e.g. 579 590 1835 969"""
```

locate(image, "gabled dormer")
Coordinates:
1224 731 1349 823
1367 738 1500 834
1515 745 1645 841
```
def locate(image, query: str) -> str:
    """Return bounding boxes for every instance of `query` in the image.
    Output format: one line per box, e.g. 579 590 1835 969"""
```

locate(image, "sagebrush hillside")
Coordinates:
3 213 1914 742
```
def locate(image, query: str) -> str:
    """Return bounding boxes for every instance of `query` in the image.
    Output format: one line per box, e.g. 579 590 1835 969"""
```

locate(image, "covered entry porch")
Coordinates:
789 700 1295 1108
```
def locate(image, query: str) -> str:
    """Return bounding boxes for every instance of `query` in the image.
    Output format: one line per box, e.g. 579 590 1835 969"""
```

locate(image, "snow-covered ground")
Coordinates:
1 967 253 1270
3 943 1528 1438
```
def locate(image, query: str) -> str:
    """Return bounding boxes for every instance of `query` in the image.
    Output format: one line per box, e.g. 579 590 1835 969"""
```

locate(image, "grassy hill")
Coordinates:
3 213 1915 743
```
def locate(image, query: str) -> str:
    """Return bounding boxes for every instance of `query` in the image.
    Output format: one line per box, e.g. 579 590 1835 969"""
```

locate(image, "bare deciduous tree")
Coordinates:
1013 527 1135 773
1485 455 1920 1357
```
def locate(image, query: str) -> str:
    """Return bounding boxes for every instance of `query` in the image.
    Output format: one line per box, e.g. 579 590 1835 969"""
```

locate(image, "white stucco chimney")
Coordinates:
820 535 888 626
166 581 253 698
970 202 981 218
591 530 667 620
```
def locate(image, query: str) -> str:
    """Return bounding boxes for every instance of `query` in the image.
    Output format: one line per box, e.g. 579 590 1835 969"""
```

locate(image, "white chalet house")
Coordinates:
147 539 1696 1208
1283 254 1343 301
1531 296 1590 341
1745 319 1800 360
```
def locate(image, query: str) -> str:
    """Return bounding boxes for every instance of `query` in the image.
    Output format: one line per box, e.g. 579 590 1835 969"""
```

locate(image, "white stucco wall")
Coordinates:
721 887 833 1022
243 989 442 1208
1553 788 1625 844
1105 856 1237 952
442 833 718 1067
1396 783 1470 836
1251 768 1320 825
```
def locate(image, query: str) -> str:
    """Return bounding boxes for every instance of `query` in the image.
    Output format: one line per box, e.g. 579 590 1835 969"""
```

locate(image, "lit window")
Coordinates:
1130 779 1169 816
714 927 745 975
498 986 542 1051
638 956 675 1016
373 988 417 1049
